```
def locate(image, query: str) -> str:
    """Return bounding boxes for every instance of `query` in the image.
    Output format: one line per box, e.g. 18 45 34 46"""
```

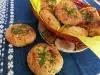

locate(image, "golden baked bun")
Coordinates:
5 24 36 47
55 0 82 25
41 0 57 12
40 9 61 30
80 7 100 24
27 43 63 75
59 25 88 36
88 22 100 37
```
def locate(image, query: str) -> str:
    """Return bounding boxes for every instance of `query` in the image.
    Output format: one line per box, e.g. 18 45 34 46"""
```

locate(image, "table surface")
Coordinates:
0 0 100 75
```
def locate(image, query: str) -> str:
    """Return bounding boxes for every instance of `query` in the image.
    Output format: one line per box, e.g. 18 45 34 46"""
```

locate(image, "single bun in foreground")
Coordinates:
5 24 36 47
27 43 63 75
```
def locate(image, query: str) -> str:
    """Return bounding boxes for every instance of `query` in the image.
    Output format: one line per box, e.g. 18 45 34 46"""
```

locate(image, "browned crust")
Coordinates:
41 0 56 12
55 0 82 25
40 9 60 30
27 43 63 75
80 7 100 23
5 24 36 47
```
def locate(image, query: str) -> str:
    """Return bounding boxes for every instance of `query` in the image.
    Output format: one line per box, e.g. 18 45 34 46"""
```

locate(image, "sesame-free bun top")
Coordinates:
27 43 63 75
5 24 36 47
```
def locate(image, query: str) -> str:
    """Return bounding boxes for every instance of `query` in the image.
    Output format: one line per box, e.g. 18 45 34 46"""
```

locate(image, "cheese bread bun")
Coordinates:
27 43 63 75
40 9 61 30
5 24 36 47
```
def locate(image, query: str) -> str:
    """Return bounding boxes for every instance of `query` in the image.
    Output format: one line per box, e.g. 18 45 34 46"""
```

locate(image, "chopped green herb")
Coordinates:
81 11 93 23
12 25 29 35
38 46 56 67
39 53 46 67
74 15 78 19
49 3 54 8
64 7 78 19
82 13 89 19
49 60 54 63
39 46 48 67
49 50 56 64
47 0 55 8
64 7 76 16
36 48 41 52
51 51 56 58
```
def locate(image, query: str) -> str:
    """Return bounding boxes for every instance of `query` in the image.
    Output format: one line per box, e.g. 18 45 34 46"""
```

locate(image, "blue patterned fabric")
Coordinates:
83 0 100 10
0 0 100 75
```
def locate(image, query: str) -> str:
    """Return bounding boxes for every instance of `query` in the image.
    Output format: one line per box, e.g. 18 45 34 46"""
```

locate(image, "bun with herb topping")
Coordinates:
55 0 82 25
27 43 63 75
80 7 100 24
41 0 57 12
5 24 36 47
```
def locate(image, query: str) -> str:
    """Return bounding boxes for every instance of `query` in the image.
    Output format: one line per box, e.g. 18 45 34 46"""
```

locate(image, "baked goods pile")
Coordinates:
40 0 100 37
5 0 100 75
5 24 63 75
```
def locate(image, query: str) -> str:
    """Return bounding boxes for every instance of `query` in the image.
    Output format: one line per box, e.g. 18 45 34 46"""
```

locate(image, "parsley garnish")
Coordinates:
36 48 41 52
81 11 93 23
64 7 78 19
38 46 56 67
48 50 56 65
39 46 48 67
74 15 78 19
64 8 76 15
47 0 55 8
12 25 29 35
51 53 56 64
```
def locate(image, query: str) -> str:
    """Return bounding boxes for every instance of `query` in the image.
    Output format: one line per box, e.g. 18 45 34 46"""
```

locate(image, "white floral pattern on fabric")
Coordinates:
7 0 14 75
0 68 3 73
8 54 13 60
7 70 14 75
8 61 13 69
8 48 14 54
0 25 4 29
0 0 8 75
0 62 3 66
